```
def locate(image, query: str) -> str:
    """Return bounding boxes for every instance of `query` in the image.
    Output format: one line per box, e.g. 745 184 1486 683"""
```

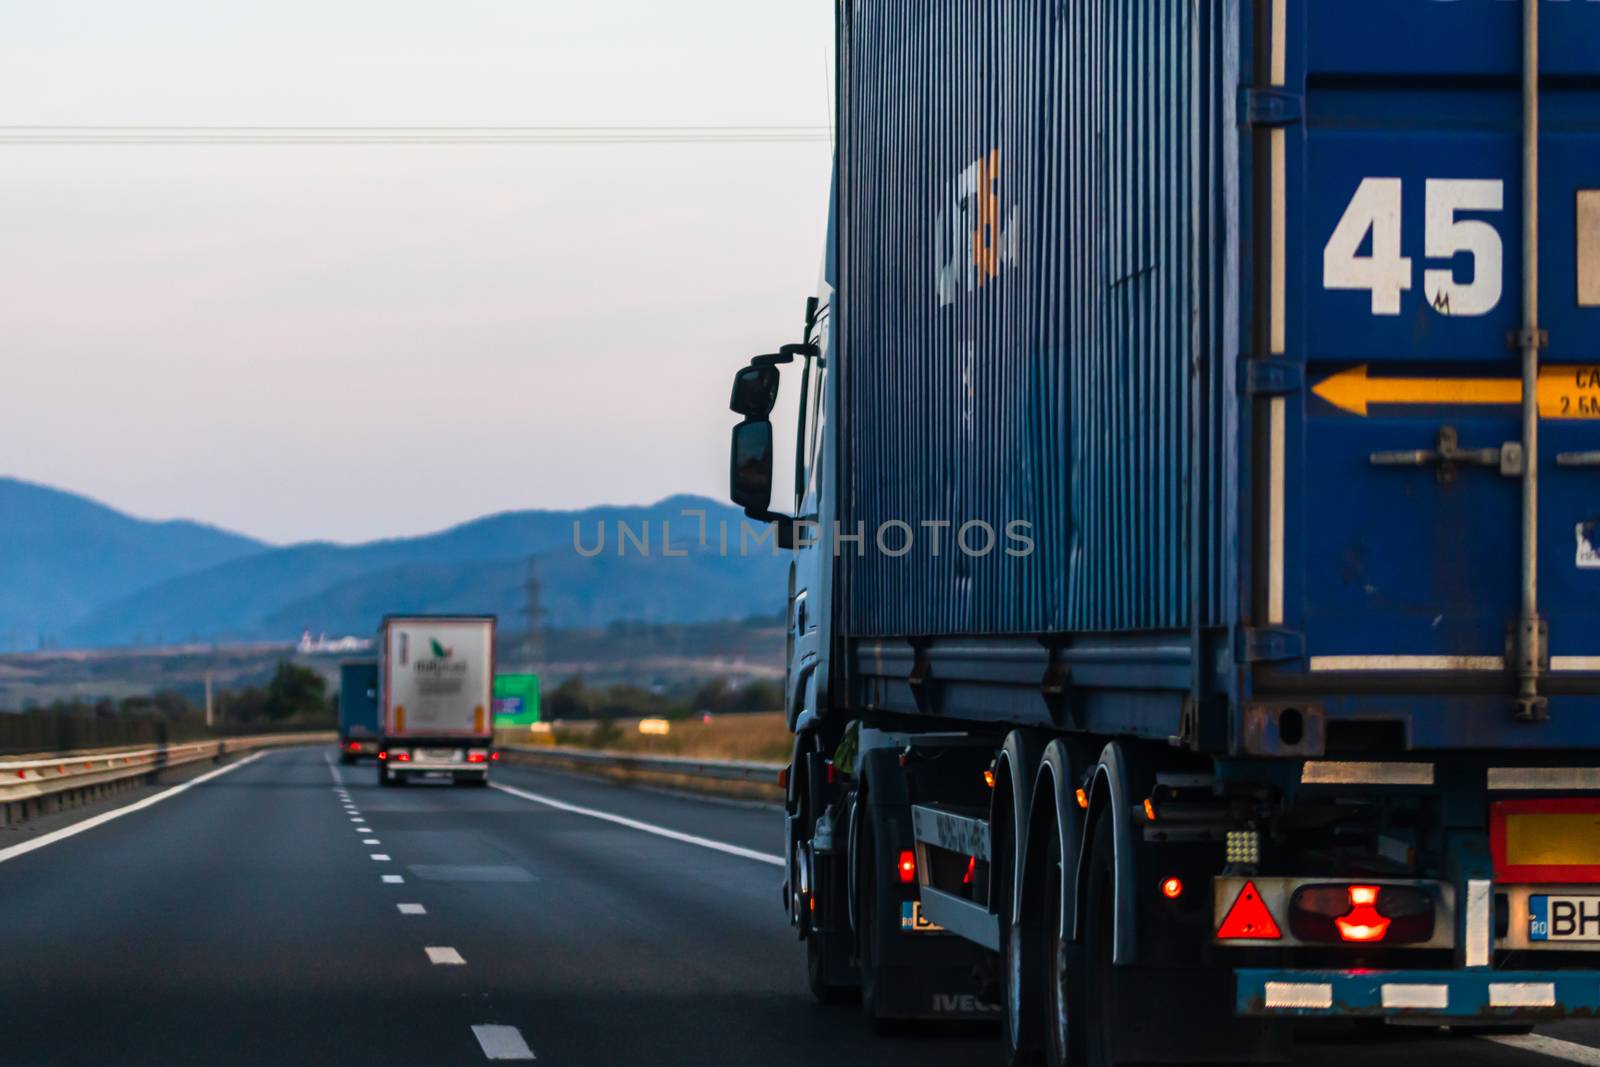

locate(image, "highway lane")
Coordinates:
0 747 983 1065
5 745 1600 1066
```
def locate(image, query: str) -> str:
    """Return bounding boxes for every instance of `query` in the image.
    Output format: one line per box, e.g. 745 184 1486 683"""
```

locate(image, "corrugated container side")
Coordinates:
840 1 1219 636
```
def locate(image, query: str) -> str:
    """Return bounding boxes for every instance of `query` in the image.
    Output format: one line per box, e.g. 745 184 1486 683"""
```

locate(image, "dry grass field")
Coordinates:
501 711 790 763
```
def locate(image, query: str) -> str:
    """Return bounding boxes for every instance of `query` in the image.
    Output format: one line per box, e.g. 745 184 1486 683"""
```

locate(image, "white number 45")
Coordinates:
1323 177 1504 317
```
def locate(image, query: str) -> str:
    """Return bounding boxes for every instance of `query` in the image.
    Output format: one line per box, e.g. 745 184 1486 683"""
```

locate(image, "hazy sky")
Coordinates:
0 2 832 543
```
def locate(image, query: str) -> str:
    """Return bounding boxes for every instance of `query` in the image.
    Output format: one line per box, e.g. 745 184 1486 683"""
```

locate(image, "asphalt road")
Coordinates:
2 746 1599 1066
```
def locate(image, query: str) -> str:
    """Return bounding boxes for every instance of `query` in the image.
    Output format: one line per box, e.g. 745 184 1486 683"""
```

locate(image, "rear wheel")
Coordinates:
1081 813 1118 1067
855 794 894 1031
1043 815 1086 1067
1003 816 1043 1065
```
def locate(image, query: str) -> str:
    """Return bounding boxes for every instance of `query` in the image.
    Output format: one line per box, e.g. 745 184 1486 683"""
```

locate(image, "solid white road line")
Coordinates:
324 753 344 786
0 752 268 866
1480 1035 1600 1066
382 874 404 884
425 946 466 965
370 853 391 861
472 1024 535 1061
491 782 783 867
397 903 426 915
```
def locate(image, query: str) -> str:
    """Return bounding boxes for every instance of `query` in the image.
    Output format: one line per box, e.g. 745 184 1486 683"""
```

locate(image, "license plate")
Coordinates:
1529 895 1600 941
900 900 945 933
419 748 460 762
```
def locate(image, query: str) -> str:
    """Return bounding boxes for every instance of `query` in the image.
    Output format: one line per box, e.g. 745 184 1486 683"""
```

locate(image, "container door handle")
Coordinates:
1369 425 1524 483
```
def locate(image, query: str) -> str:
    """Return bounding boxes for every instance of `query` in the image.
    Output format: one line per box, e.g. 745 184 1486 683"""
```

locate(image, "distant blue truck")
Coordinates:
730 2 1600 1062
338 660 380 764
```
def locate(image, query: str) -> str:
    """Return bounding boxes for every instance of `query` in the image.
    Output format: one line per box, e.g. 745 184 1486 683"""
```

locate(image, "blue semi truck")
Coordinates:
728 2 1600 1062
338 660 380 763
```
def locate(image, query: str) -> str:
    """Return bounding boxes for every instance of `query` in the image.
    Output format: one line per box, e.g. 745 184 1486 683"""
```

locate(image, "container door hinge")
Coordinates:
1237 626 1305 664
1240 87 1304 128
1238 357 1303 397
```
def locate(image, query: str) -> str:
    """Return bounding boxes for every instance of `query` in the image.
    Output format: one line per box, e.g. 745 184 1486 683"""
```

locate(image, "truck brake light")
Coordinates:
467 752 487 763
897 850 917 884
1289 883 1432 944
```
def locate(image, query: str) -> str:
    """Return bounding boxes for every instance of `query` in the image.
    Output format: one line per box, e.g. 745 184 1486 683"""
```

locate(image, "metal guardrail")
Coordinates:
500 743 782 786
0 732 335 806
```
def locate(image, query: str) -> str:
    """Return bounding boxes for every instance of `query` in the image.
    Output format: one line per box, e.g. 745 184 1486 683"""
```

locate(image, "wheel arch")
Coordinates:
1074 740 1145 965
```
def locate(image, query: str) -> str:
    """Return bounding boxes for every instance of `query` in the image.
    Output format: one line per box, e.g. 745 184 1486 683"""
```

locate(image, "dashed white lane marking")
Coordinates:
0 752 268 866
398 903 426 915
491 782 784 867
382 874 404 884
363 838 381 845
472 1024 535 1060
1481 1035 1600 1066
370 853 391 861
425 946 466 965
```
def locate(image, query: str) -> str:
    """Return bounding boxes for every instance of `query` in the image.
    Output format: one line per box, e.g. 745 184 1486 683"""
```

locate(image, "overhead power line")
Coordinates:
0 125 831 146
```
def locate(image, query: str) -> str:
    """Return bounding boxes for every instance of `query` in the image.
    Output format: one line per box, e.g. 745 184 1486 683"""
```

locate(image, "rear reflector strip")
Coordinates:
1382 984 1449 1010
1265 982 1332 1010
1490 983 1557 1008
1489 768 1600 791
1239 970 1592 1017
1466 880 1492 967
1301 762 1434 786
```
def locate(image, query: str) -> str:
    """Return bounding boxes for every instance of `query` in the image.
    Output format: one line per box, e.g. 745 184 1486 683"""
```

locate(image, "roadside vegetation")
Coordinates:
0 661 335 754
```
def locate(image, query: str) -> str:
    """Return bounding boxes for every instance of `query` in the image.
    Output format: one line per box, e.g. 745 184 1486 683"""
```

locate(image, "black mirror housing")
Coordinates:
729 365 780 418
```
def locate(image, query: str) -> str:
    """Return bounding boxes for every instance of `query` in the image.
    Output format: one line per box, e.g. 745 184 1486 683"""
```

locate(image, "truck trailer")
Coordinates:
337 659 380 763
728 1 1600 1062
376 615 497 787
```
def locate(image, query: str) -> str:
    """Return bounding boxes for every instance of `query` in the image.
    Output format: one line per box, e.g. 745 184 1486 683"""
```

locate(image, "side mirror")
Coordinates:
729 419 774 513
729 364 780 418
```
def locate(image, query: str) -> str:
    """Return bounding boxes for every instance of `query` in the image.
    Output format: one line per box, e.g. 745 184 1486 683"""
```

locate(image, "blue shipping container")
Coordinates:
836 0 1600 749
339 660 380 740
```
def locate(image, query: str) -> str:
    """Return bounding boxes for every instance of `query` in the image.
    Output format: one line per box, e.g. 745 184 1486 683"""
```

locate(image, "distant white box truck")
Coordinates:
376 614 497 787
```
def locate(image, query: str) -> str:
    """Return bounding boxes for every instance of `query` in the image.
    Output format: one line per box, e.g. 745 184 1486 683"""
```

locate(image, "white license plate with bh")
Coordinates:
1529 895 1600 941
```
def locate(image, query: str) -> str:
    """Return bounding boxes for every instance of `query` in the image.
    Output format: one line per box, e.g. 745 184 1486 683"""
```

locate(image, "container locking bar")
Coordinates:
1369 426 1523 483
1515 0 1547 721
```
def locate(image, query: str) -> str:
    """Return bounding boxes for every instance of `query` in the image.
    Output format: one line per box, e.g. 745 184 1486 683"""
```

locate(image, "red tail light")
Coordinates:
347 742 361 751
391 751 411 763
1290 883 1433 944
897 850 917 885
378 751 387 761
963 855 977 885
491 751 500 761
467 753 487 764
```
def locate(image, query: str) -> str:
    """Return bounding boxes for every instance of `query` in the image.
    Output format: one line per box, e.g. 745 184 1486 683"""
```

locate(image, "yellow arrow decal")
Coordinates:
1313 364 1600 419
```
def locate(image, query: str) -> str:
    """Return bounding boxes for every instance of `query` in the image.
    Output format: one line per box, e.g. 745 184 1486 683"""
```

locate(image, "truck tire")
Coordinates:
854 791 896 1032
1081 811 1118 1067
1042 813 1086 1067
1002 810 1042 1065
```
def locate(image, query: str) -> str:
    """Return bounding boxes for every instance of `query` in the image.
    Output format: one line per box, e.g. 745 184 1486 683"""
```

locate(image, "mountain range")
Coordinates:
0 478 786 651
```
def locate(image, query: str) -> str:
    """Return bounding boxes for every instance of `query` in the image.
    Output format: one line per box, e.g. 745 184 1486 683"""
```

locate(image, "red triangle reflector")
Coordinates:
1217 880 1282 940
